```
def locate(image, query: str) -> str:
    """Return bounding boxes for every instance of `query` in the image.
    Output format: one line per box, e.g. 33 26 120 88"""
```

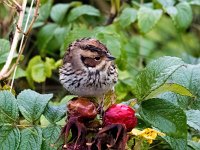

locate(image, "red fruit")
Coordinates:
103 104 137 132
67 97 97 120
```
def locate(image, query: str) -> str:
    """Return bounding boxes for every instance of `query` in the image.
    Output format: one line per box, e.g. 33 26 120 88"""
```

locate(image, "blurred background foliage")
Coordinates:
0 0 199 102
0 0 200 149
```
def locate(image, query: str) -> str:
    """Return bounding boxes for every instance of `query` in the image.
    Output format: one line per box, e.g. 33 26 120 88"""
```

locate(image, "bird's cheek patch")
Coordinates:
81 56 100 67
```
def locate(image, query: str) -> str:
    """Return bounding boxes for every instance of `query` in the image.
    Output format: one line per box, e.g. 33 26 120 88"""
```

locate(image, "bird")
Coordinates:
59 38 118 99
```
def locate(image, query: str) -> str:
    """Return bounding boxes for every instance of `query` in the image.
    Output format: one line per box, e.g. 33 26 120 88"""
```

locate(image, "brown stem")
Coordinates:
0 0 40 81
0 0 26 80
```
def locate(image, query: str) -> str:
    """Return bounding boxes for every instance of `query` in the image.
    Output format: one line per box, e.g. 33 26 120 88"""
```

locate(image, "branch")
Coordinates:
105 0 121 25
0 0 40 80
0 0 27 80
10 0 40 78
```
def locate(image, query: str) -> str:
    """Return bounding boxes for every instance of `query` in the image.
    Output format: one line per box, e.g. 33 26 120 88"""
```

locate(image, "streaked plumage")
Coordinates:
59 38 118 97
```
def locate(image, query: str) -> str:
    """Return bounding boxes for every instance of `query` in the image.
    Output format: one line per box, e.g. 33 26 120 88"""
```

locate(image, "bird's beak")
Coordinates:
106 54 116 61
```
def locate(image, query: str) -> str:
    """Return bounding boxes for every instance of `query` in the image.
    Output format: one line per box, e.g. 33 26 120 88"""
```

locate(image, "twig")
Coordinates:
106 0 121 25
12 0 22 10
10 0 37 89
0 0 26 80
0 0 40 81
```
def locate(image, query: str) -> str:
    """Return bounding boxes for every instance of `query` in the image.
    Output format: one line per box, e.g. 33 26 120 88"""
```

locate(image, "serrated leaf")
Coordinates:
182 53 200 64
0 126 20 150
0 39 10 64
42 124 62 150
43 103 66 123
40 115 50 127
17 89 53 123
163 136 187 150
118 8 137 28
50 4 70 23
18 127 42 150
135 56 184 101
138 7 163 33
159 92 191 109
168 2 193 30
146 83 193 99
0 91 19 124
169 64 200 109
67 5 100 22
140 98 187 150
186 110 200 131
188 140 200 150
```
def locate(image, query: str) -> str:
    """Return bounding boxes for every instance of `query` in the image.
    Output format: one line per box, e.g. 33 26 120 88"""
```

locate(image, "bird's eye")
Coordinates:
94 57 101 61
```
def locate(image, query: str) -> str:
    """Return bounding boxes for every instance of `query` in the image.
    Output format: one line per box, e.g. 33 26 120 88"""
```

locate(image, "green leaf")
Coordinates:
44 57 56 78
138 7 163 33
12 67 26 79
157 0 175 7
95 25 122 58
118 8 137 28
31 60 46 83
140 98 187 150
0 91 19 124
54 26 71 46
18 127 42 150
188 140 200 150
0 126 20 150
166 6 177 18
26 56 56 84
59 95 76 105
96 33 121 58
168 2 193 30
169 64 200 109
17 89 53 123
67 5 100 22
188 0 200 5
182 53 200 65
0 39 10 64
186 110 200 131
145 83 194 99
135 56 184 101
50 4 70 23
37 0 52 22
26 56 39 88
42 124 62 150
60 26 93 56
43 103 66 123
26 56 46 84
37 23 58 51
159 92 191 109
163 136 187 150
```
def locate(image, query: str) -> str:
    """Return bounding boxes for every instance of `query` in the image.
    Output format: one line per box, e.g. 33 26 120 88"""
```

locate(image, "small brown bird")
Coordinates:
59 38 118 98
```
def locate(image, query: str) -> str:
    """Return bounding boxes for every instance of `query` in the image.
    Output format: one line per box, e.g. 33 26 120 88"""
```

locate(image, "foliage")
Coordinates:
0 90 64 149
0 0 200 149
